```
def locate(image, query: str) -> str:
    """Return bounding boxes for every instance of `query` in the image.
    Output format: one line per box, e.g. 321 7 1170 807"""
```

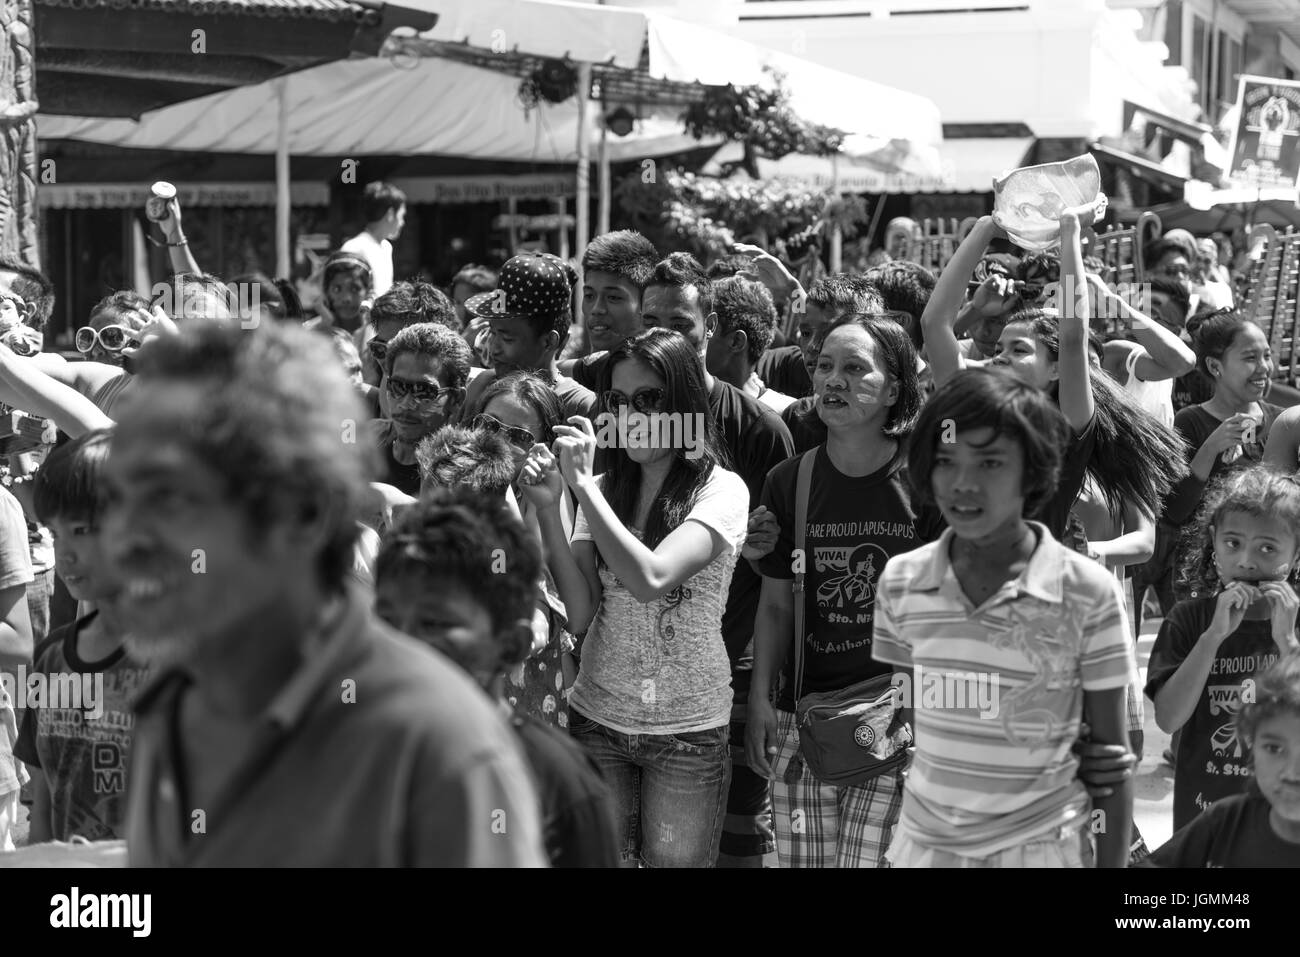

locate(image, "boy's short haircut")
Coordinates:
712 276 777 364
1235 652 1300 747
863 262 936 347
806 274 884 317
1149 275 1192 316
451 264 498 296
581 230 658 291
361 181 407 224
0 255 55 328
415 424 517 500
907 367 1069 519
375 487 541 668
646 252 713 317
32 430 114 526
371 280 457 331
384 322 472 387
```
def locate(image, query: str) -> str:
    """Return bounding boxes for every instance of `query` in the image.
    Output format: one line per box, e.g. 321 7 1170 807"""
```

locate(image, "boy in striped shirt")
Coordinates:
873 369 1136 867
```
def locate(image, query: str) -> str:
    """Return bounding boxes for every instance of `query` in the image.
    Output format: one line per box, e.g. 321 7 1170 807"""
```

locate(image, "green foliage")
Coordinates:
615 169 835 260
682 67 845 163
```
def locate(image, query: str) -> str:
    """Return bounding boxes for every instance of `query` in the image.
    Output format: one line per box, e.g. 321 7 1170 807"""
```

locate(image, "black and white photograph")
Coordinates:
0 0 1296 920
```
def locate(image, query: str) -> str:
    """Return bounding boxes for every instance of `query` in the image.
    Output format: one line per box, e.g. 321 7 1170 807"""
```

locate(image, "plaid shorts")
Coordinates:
770 709 904 868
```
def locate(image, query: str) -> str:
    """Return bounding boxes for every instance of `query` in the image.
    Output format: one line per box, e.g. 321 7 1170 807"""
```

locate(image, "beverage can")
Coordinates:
146 181 176 222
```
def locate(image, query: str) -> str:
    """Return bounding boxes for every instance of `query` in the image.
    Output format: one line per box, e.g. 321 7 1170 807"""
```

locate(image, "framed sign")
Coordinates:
1225 75 1300 190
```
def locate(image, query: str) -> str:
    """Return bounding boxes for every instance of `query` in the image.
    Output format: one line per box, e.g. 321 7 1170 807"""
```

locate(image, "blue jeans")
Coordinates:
569 709 731 868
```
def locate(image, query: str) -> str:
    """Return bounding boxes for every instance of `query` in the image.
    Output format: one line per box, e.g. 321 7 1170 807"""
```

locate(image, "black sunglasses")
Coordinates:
368 338 388 362
386 378 461 406
603 387 666 414
473 413 537 451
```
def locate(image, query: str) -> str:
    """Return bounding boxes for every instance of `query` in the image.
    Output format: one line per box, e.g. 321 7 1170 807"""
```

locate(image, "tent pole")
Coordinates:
275 78 291 281
598 118 611 236
829 151 842 272
575 63 593 262
556 197 570 260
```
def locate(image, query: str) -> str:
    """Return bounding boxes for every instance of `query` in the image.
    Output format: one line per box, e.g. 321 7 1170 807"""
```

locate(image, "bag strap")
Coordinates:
791 448 817 704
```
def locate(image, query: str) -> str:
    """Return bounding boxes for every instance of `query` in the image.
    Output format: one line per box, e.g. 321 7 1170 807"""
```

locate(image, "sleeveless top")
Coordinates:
1121 348 1174 430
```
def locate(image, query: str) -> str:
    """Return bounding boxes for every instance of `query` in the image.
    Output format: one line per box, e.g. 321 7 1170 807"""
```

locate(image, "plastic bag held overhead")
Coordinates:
992 154 1108 252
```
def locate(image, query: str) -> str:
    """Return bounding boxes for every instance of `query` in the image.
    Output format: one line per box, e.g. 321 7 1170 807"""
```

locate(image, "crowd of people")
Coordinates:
0 178 1298 868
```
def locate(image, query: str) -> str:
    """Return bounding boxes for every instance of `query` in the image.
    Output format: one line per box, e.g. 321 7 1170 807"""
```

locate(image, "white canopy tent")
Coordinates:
38 0 944 271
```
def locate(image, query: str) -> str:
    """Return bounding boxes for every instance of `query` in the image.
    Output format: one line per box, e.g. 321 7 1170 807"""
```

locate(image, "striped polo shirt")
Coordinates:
873 522 1137 858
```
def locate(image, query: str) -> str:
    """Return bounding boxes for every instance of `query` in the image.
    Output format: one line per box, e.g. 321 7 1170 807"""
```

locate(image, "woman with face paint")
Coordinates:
745 313 944 868
1147 466 1300 831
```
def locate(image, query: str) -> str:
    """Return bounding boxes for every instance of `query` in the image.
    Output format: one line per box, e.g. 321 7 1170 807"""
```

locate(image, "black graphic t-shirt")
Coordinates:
757 445 944 712
1145 596 1294 831
1146 792 1300 868
14 613 153 841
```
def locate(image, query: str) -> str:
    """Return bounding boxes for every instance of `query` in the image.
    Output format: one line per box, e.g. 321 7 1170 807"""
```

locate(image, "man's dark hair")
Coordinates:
129 322 372 593
361 181 407 224
375 488 541 669
384 321 472 387
581 230 658 291
908 367 1069 519
705 255 752 280
33 430 113 527
805 274 884 317
1149 274 1192 317
415 424 516 500
864 262 936 348
0 256 54 329
371 280 457 331
712 275 776 365
646 252 714 318
450 264 498 296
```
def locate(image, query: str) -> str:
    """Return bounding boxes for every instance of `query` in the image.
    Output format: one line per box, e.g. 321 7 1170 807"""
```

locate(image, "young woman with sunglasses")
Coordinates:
474 371 581 727
518 328 747 867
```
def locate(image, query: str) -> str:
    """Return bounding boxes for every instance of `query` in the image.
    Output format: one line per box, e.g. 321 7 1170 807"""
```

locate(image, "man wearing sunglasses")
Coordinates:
365 322 471 496
640 252 795 869
459 252 598 428
356 281 460 418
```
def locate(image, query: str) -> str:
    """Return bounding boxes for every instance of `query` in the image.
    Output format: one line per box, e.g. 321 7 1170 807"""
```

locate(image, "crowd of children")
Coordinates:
0 180 1298 868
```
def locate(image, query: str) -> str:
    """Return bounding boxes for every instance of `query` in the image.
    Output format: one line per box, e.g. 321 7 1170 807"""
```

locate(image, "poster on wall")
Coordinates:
1224 75 1300 190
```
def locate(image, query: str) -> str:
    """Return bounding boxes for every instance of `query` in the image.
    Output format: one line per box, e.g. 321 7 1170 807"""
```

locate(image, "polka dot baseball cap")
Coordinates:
465 252 573 322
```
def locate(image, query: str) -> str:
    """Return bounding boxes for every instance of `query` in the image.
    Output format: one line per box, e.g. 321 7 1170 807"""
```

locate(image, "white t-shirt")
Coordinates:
1121 346 1174 430
568 466 748 735
341 231 394 297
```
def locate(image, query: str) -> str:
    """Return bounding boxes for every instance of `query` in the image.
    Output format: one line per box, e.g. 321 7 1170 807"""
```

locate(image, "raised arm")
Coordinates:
1095 277 1196 381
1056 210 1095 432
921 216 1000 388
0 345 115 437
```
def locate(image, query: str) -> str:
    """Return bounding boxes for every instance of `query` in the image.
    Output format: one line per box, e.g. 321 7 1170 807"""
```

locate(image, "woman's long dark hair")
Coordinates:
595 328 727 558
1008 307 1190 518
